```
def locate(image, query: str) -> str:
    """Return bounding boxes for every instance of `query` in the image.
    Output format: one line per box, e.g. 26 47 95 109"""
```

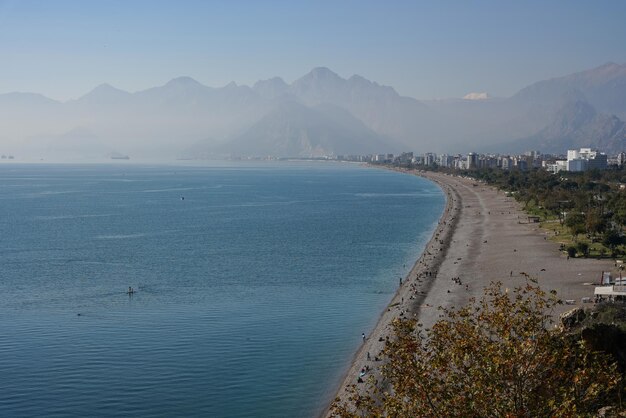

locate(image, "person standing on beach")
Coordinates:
362 333 366 341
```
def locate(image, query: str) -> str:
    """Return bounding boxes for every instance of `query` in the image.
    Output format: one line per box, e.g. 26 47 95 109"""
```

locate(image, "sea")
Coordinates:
0 161 445 417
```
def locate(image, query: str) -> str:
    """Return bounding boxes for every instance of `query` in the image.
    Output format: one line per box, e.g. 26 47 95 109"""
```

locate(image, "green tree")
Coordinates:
331 281 623 417
566 213 586 240
603 230 625 257
585 210 606 236
567 246 578 258
577 242 590 258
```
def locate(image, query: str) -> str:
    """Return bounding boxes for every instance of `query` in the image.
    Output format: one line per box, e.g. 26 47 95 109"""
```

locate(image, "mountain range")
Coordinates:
1 63 625 160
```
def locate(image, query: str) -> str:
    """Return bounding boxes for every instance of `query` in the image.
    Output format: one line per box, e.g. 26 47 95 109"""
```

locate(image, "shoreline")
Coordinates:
325 168 619 416
324 168 460 416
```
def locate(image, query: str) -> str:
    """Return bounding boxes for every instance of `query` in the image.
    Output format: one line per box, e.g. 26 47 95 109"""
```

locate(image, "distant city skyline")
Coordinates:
1 0 625 101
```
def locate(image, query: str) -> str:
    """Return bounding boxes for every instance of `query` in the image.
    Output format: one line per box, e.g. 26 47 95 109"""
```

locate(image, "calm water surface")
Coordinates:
0 162 444 417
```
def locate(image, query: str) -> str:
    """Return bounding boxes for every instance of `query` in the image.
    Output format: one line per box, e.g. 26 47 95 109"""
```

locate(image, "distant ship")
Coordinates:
110 153 130 160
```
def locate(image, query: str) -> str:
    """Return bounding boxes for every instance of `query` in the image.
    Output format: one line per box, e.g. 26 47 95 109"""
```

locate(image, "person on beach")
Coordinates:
362 333 366 341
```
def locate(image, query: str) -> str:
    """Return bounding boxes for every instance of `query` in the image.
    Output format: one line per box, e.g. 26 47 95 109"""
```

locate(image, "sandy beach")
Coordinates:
326 169 617 415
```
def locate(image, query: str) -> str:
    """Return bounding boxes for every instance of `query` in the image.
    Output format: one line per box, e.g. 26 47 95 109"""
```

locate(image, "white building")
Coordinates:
424 152 436 166
545 160 567 174
500 157 512 170
466 152 478 169
566 148 607 172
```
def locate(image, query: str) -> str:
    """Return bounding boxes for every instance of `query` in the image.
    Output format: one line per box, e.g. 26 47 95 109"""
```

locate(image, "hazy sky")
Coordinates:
1 0 625 101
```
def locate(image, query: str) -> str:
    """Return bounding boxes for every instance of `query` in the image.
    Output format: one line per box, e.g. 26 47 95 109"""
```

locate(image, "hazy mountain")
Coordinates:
135 76 214 106
72 83 133 106
2 63 626 160
253 77 291 100
290 67 432 147
0 92 67 145
423 96 544 151
513 62 626 119
424 63 626 153
62 78 269 159
216 101 393 158
510 93 626 154
6 68 427 159
0 91 59 107
41 127 118 160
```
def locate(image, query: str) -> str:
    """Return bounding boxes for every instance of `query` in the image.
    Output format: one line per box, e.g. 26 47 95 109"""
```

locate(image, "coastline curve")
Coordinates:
324 168 459 416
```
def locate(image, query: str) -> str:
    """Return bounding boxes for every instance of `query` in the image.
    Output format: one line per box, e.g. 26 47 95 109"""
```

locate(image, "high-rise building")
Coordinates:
466 152 478 169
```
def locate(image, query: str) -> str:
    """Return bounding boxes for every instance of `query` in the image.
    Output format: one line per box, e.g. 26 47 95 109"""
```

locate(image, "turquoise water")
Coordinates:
0 162 444 417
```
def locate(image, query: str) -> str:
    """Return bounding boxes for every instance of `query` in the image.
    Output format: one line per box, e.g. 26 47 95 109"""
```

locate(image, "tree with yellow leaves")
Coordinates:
331 281 623 417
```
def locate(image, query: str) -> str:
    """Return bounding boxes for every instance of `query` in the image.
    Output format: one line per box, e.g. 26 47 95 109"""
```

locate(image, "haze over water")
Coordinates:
0 162 444 417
